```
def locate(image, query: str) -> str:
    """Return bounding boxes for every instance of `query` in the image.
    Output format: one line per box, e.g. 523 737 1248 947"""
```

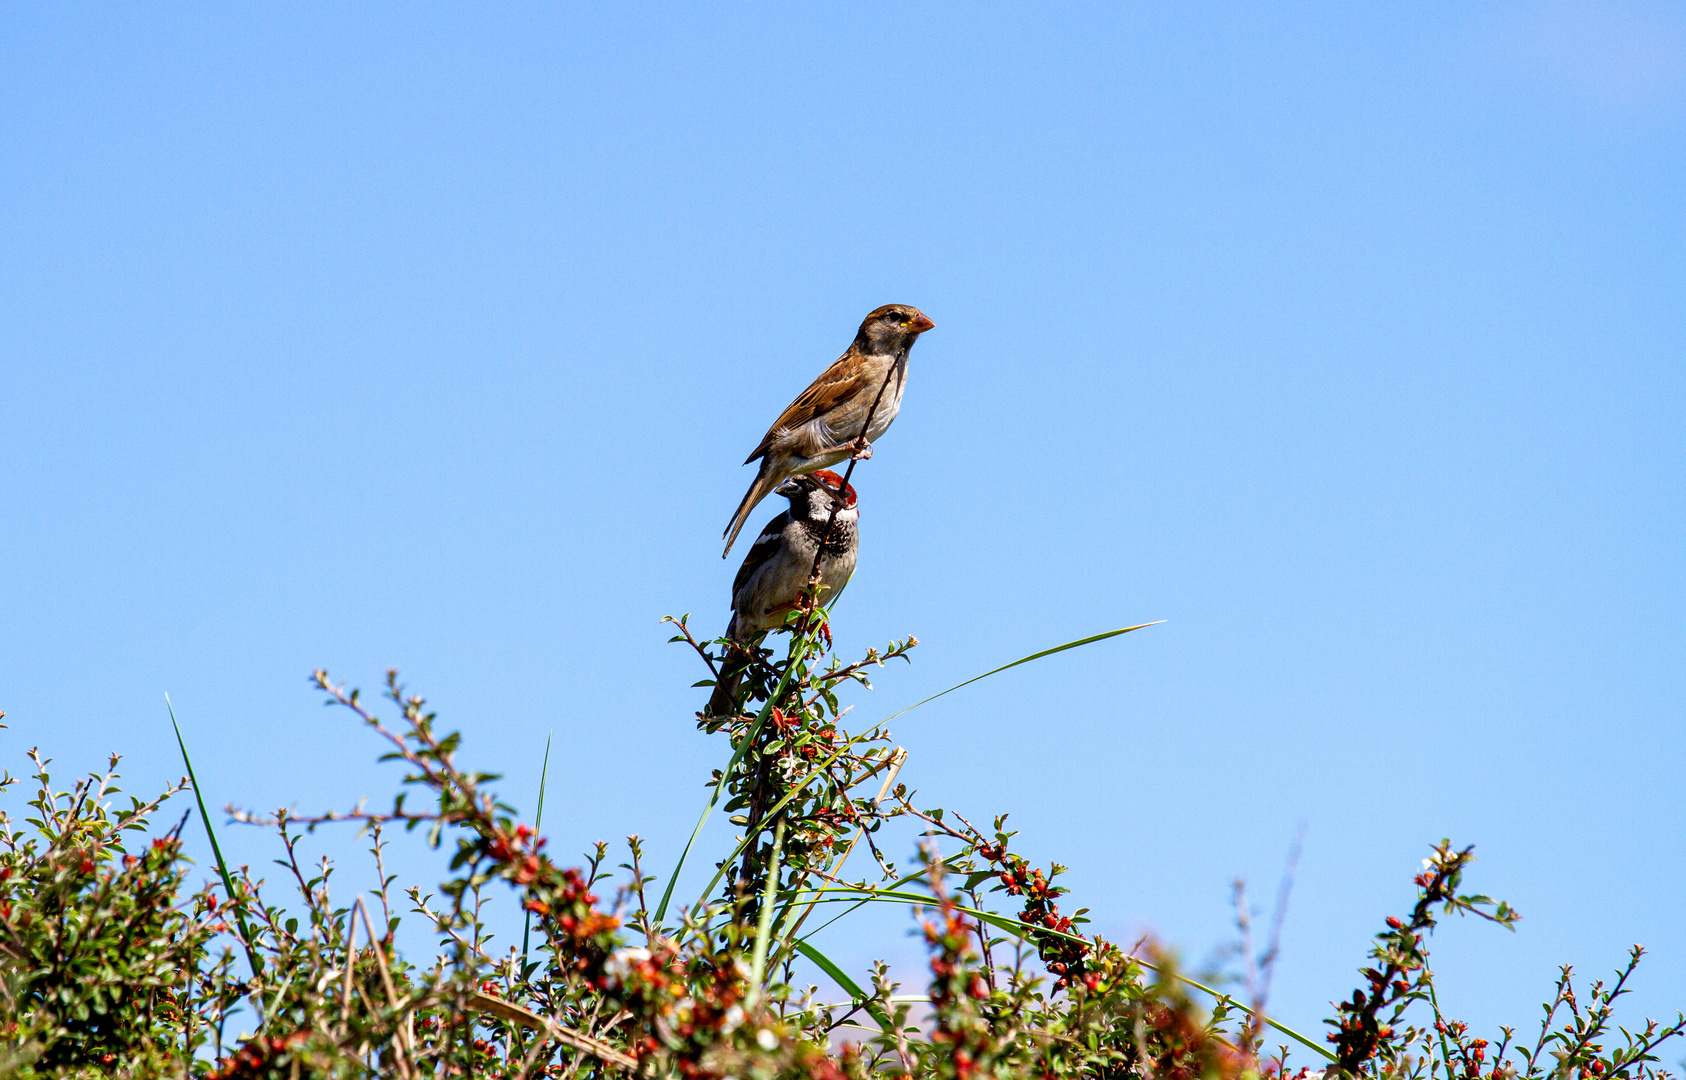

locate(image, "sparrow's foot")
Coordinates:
850 441 873 461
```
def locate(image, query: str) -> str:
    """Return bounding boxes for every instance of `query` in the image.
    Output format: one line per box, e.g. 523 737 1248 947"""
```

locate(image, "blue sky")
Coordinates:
3 2 1683 1046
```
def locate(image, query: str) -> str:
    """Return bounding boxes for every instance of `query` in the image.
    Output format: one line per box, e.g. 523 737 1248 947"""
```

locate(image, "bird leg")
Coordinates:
815 439 873 462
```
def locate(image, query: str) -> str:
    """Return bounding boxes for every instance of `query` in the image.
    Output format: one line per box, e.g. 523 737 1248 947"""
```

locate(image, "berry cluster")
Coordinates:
1326 841 1519 1075
203 1029 309 1079
922 863 1001 1080
974 842 1090 992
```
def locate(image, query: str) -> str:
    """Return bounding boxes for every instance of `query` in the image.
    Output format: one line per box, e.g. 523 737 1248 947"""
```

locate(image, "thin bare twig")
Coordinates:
465 991 642 1073
794 359 901 637
341 897 415 1079
1256 825 1304 1017
777 748 907 950
662 616 722 681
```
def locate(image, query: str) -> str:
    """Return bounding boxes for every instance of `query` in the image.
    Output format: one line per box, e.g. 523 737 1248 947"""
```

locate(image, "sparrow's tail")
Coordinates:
722 465 778 558
705 623 751 717
705 667 743 718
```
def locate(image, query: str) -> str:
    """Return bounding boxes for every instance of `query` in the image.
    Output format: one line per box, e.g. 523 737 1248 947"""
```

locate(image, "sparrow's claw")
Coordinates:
818 621 833 649
850 441 873 461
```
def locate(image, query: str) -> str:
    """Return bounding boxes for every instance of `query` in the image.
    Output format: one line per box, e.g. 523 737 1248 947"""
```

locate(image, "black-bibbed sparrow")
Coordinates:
706 470 859 717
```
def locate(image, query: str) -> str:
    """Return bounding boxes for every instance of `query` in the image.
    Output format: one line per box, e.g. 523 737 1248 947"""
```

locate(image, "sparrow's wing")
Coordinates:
745 350 864 463
733 511 792 601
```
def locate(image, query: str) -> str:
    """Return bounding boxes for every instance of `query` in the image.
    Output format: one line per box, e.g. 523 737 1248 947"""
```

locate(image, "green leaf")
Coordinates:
880 622 1164 725
794 940 893 1032
653 634 810 924
688 732 872 922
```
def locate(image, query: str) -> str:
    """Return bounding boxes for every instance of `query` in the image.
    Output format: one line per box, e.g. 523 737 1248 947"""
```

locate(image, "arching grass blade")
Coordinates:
880 622 1164 725
791 884 1333 1062
794 941 894 1033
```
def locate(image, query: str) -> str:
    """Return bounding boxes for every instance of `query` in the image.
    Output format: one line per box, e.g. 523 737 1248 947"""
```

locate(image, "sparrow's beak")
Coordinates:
774 477 805 498
910 313 935 333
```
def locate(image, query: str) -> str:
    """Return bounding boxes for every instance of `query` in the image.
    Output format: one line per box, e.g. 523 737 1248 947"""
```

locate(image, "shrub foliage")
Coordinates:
0 612 1680 1080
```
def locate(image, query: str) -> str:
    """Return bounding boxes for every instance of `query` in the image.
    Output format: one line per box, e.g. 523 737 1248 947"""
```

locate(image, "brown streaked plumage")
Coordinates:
722 304 932 557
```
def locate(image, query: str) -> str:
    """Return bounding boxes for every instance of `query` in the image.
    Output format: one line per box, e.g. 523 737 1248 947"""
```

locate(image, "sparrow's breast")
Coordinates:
845 353 907 444
866 370 905 443
804 517 858 604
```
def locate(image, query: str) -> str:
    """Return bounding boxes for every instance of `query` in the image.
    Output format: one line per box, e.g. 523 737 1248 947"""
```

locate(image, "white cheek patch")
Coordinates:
806 491 854 519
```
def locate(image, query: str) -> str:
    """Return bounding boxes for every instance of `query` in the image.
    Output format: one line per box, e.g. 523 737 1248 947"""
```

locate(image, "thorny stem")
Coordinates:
1426 970 1461 1079
696 731 890 932
773 747 906 954
724 360 901 906
371 822 395 937
1527 968 1573 1064
735 742 781 898
1564 951 1638 1062
970 880 998 993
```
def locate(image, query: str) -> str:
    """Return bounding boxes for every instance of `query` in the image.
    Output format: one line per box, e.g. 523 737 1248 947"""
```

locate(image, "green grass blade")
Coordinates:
794 940 894 1032
796 939 868 998
167 694 264 978
660 624 1157 923
653 637 806 924
688 733 876 920
879 622 1164 726
773 852 965 972
698 628 1161 934
747 817 785 1003
792 885 1334 1062
521 730 552 967
790 856 967 943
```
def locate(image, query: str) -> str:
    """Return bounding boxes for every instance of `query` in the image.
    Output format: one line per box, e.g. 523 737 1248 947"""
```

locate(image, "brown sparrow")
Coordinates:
706 471 859 716
722 304 932 557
